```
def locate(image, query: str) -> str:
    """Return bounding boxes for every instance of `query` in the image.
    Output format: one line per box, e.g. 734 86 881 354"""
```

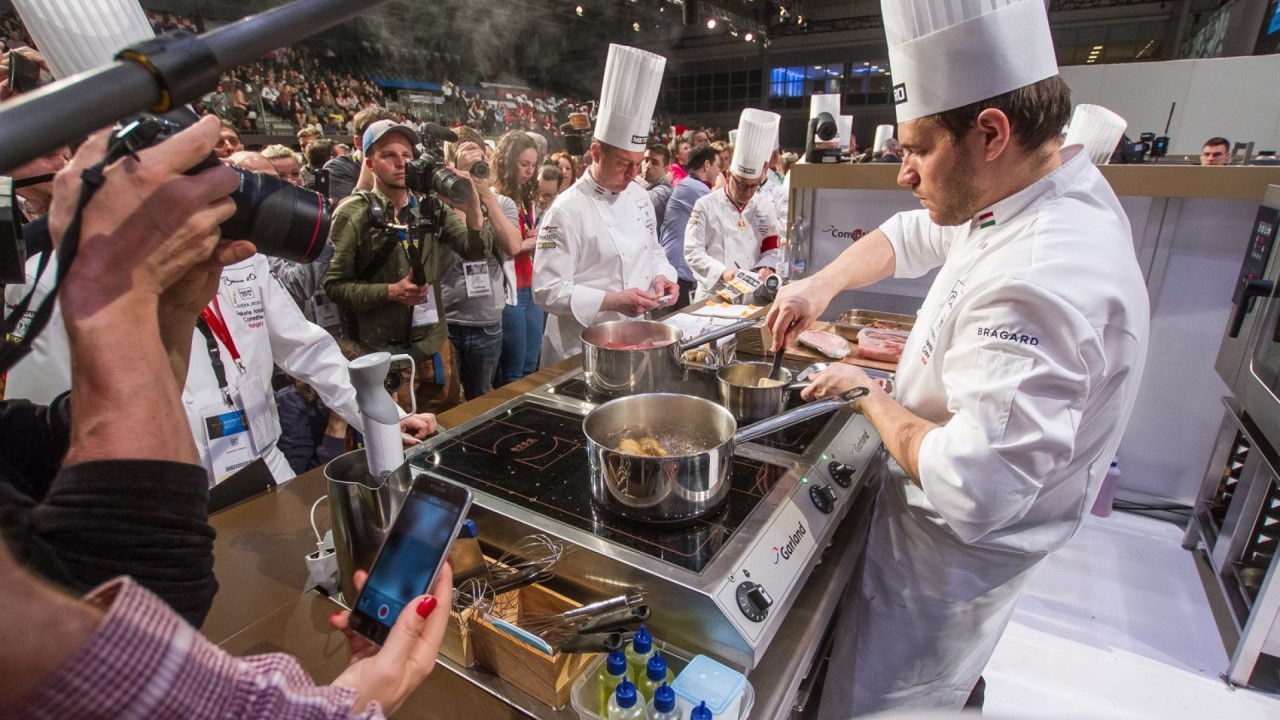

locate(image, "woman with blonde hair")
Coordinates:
493 131 545 384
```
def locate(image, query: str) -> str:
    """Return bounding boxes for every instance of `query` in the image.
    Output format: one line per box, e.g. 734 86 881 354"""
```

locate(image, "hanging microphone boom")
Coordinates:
0 0 395 172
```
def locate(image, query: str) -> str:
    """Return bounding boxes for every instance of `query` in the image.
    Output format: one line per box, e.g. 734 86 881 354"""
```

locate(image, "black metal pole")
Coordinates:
0 0 393 172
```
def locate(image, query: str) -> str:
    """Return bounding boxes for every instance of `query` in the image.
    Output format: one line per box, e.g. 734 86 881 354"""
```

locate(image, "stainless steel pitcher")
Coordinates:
324 449 414 604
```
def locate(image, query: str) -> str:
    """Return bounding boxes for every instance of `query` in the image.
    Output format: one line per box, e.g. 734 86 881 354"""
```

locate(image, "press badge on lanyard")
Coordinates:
462 261 493 298
197 299 278 482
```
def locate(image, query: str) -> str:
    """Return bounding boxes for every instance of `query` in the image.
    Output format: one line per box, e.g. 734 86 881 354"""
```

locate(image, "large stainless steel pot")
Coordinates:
581 318 758 397
583 388 867 523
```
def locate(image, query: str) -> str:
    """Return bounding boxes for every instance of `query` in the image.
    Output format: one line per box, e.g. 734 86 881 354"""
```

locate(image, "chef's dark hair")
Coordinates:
927 75 1071 154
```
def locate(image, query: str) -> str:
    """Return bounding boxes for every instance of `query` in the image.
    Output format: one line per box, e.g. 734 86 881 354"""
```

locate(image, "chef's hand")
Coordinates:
388 274 429 306
329 564 453 715
800 363 876 405
605 288 663 317
765 277 830 352
650 275 679 306
400 413 438 442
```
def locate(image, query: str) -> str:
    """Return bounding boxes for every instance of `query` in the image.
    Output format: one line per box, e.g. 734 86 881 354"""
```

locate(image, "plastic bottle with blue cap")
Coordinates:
638 651 674 702
607 678 647 720
625 624 655 684
598 649 629 714
647 682 681 720
689 700 713 720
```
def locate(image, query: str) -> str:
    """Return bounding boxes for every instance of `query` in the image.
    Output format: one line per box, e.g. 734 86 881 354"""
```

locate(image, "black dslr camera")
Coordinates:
403 123 479 205
107 109 331 263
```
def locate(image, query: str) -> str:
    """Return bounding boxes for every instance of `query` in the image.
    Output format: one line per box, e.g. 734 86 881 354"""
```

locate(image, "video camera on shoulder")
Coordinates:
561 112 592 157
108 109 331 263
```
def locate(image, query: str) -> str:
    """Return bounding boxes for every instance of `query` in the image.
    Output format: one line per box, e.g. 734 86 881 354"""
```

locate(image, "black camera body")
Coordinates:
108 110 331 263
404 151 471 205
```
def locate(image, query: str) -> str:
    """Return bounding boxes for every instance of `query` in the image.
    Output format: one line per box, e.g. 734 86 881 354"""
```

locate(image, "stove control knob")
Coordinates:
736 581 773 622
810 484 836 514
828 461 855 488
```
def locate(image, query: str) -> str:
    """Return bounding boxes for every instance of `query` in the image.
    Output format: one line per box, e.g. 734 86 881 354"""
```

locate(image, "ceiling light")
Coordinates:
1093 45 1104 50
575 5 583 16
730 27 739 37
633 21 640 31
707 17 717 29
744 31 754 42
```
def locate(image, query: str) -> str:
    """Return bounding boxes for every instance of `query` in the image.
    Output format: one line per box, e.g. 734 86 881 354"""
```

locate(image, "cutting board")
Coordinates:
738 321 898 373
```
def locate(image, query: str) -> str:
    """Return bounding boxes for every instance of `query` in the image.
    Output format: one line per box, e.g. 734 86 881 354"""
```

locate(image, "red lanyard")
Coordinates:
518 202 534 239
199 297 243 369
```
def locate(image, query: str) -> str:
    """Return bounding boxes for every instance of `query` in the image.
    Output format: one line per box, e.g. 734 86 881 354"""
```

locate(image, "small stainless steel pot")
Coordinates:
581 319 757 397
583 387 867 523
716 362 818 421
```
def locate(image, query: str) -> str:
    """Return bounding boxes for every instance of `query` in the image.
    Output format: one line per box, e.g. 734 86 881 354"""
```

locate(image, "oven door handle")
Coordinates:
1229 278 1275 338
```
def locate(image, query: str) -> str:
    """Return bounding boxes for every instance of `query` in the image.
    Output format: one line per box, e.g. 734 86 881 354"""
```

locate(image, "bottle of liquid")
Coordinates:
787 215 809 279
606 678 647 720
598 650 629 715
647 682 681 720
689 700 713 720
625 624 655 684
776 237 791 281
637 651 674 703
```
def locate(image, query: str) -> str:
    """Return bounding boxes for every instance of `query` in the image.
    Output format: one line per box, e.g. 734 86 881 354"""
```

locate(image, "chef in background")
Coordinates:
533 44 678 363
767 0 1150 715
683 108 783 300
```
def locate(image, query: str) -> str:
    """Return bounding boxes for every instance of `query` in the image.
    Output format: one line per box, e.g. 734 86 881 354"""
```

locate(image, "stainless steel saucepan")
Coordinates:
716 361 828 421
583 387 868 523
581 318 758 397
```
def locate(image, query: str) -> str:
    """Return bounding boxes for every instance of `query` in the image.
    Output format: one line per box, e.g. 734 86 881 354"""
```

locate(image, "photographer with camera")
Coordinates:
0 115 249 626
533 45 678 364
324 120 492 415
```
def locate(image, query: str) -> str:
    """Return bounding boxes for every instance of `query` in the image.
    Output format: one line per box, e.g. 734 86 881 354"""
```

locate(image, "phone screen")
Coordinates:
350 476 470 645
8 51 41 94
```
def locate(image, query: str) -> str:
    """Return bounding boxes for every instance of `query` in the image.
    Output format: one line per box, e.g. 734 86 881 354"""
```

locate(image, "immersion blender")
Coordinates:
348 352 415 479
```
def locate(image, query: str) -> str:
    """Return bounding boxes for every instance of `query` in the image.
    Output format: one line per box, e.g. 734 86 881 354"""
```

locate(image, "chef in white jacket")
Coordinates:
4 252 434 485
533 44 678 364
766 1 1150 715
684 108 783 299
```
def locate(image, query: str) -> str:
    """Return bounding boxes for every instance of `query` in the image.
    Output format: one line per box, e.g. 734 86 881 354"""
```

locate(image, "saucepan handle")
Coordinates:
734 387 869 444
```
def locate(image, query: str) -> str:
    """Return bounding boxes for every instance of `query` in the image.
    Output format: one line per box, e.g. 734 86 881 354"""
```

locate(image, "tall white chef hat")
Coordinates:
873 124 896 154
837 115 854 152
882 0 1058 122
809 93 842 142
594 44 667 153
13 0 153 79
728 129 738 145
729 108 780 180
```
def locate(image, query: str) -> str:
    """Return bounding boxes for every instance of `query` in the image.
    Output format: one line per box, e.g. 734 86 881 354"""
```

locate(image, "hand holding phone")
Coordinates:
347 474 472 646
6 49 44 96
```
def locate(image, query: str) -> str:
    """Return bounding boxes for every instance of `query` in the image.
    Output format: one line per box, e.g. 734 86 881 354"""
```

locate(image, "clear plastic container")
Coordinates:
670 655 748 720
571 641 755 720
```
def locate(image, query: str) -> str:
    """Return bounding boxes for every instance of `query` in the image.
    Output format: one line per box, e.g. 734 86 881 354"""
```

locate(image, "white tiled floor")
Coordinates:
983 510 1280 719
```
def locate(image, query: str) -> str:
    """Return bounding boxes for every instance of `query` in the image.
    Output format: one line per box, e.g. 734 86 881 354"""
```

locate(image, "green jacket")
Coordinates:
323 187 492 360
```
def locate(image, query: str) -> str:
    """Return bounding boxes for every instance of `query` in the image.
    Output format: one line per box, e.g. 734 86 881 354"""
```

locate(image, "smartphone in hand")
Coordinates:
347 474 472 646
8 50 42 93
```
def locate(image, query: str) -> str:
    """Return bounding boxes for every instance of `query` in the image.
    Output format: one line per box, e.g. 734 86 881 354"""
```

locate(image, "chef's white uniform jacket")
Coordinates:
683 187 782 299
818 146 1149 717
4 253 363 486
533 171 677 363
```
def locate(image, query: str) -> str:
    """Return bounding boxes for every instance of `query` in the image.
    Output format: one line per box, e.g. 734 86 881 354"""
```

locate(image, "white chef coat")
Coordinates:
683 186 782 298
4 253 364 486
533 171 677 364
818 145 1150 717
4 253 68 405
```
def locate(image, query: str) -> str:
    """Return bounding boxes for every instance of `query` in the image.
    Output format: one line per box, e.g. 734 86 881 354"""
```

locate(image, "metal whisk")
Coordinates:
519 592 649 646
489 534 570 586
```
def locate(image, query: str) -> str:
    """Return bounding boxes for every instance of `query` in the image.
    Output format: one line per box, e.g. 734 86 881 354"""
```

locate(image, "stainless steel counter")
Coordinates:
203 359 880 718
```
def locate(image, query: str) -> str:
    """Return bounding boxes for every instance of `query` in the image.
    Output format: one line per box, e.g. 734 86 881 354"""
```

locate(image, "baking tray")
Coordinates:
833 309 916 337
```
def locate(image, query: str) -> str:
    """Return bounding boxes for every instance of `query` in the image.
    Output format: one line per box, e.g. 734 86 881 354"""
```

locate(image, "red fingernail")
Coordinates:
416 596 437 618
329 611 343 624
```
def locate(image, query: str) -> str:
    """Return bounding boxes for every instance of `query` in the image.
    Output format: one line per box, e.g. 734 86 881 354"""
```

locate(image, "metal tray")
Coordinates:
833 309 916 336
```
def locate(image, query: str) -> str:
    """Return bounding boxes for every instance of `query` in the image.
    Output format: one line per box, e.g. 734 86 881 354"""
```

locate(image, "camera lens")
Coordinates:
814 112 838 142
471 160 490 179
383 369 403 393
224 170 331 263
432 169 472 205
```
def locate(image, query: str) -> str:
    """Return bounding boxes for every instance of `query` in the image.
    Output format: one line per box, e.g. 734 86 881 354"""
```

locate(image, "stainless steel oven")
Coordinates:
1187 185 1280 691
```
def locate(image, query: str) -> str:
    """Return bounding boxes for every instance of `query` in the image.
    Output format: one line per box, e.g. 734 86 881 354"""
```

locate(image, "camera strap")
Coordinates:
0 159 107 374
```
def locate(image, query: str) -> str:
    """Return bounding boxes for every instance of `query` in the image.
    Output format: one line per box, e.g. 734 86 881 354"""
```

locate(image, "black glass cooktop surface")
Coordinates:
409 402 789 573
544 368 832 457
